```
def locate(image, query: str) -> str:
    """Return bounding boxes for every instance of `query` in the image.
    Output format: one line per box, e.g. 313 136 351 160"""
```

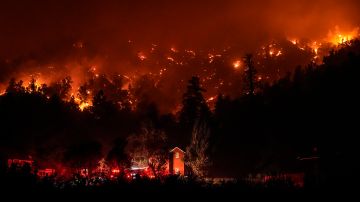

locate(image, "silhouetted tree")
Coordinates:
243 54 257 96
63 140 102 175
6 78 25 94
111 74 131 110
46 76 73 100
125 123 168 178
91 90 117 119
107 137 131 169
67 95 80 111
59 76 72 99
179 76 210 129
38 83 48 95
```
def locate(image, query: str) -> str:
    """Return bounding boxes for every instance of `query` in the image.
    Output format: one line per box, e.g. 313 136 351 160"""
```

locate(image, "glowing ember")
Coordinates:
208 54 215 63
159 68 167 75
233 60 242 69
170 47 178 53
138 52 147 61
185 50 196 56
79 102 91 111
91 66 97 72
290 39 298 45
167 57 175 62
206 96 216 102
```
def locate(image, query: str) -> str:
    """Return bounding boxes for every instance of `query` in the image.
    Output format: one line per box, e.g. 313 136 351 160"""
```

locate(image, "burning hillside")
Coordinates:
0 26 358 112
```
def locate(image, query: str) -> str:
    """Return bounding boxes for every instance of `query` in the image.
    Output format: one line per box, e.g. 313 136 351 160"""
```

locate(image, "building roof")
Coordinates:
170 147 185 153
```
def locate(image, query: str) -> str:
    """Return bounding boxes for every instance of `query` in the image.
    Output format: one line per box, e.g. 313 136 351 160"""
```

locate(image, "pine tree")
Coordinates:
243 54 257 96
179 76 210 129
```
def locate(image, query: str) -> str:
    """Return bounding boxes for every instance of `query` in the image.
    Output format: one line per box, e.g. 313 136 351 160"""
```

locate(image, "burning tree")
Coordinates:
185 119 211 178
125 123 168 178
26 77 38 93
94 158 110 176
78 84 92 106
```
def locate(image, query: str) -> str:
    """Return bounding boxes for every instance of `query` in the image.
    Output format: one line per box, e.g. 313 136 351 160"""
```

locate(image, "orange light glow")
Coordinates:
206 96 216 102
138 52 147 61
309 41 320 55
112 169 120 173
233 60 242 69
327 27 359 45
185 50 196 56
335 34 352 44
170 47 178 53
167 57 175 62
290 39 298 45
78 102 91 111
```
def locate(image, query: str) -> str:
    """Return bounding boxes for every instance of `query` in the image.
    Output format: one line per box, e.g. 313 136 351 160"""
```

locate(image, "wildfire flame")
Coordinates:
206 96 216 103
290 39 298 45
276 50 282 57
232 60 242 69
78 101 92 111
1 26 359 113
138 52 147 61
327 27 359 45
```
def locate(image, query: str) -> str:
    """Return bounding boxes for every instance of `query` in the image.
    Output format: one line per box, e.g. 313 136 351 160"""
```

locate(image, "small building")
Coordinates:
37 168 56 178
8 159 34 168
168 147 185 175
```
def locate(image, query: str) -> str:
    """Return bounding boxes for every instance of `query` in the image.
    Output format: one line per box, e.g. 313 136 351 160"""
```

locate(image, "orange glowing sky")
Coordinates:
1 0 360 56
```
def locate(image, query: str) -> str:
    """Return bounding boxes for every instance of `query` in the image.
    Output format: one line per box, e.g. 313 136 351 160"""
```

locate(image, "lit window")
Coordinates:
175 152 180 159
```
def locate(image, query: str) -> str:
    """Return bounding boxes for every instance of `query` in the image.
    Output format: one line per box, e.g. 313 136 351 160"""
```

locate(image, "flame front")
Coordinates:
0 26 359 113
